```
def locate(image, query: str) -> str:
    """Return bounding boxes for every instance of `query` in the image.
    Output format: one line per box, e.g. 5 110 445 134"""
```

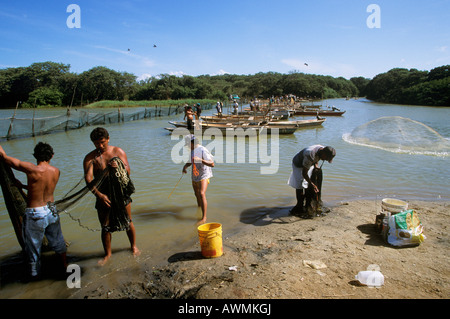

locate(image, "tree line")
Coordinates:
0 61 448 108
364 65 449 106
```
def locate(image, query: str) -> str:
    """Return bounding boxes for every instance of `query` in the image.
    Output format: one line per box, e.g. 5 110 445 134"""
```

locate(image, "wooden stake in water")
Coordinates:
7 101 20 139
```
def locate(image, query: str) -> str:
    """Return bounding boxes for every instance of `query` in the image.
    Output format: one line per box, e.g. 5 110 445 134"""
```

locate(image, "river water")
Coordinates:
0 98 449 298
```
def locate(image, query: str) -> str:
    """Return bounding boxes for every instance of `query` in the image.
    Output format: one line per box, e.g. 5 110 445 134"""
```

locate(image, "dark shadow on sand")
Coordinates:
167 251 204 263
357 223 421 249
239 206 299 226
0 247 130 288
357 223 390 247
0 251 71 286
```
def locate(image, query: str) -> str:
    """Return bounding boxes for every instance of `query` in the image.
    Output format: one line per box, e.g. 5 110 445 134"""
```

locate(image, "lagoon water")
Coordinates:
0 98 449 298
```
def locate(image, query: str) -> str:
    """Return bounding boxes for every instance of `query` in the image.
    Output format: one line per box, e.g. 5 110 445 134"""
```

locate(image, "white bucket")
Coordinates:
381 198 408 213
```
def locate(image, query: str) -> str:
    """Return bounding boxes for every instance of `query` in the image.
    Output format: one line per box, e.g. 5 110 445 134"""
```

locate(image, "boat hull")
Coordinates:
294 110 345 116
165 122 298 135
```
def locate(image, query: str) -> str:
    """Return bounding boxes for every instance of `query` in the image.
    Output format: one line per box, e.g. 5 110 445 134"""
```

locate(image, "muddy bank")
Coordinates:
74 200 449 299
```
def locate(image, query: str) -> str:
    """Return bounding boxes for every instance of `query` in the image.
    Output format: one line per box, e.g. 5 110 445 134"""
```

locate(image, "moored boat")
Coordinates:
165 121 298 135
293 109 346 116
200 114 278 123
267 118 326 127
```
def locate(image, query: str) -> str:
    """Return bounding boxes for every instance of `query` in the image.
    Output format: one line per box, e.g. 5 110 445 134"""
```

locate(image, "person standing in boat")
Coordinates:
287 145 336 218
216 101 223 117
182 135 214 225
233 100 239 115
83 127 140 265
184 106 196 130
0 143 67 279
195 103 202 119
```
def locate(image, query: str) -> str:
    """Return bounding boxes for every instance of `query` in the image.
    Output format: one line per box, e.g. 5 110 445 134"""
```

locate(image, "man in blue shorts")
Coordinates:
0 142 67 279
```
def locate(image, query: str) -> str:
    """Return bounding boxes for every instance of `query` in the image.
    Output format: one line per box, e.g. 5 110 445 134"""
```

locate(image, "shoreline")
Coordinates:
71 199 449 299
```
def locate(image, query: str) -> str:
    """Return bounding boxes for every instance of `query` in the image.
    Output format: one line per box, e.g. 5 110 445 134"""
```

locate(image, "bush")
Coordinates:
23 87 64 108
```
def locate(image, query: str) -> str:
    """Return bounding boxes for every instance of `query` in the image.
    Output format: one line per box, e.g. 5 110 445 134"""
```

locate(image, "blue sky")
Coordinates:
1 0 449 80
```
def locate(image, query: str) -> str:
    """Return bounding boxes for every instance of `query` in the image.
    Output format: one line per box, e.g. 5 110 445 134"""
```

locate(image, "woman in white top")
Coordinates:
182 135 215 225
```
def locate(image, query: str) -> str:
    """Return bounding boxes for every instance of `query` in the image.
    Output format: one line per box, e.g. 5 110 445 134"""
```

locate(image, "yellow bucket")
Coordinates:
197 223 223 258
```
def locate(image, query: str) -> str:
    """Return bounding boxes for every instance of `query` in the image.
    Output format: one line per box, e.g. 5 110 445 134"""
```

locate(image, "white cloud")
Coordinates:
212 69 230 76
169 71 187 77
137 73 152 81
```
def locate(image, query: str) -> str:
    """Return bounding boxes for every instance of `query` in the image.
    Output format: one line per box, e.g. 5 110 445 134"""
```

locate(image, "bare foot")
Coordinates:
98 255 111 266
196 218 207 226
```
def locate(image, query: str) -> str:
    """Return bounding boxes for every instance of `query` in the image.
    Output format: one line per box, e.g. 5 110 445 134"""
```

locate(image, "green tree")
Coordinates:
24 87 64 108
366 66 449 106
350 77 370 96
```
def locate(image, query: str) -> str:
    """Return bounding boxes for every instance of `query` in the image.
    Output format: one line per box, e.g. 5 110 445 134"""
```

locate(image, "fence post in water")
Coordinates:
65 107 71 131
32 97 37 137
6 101 20 139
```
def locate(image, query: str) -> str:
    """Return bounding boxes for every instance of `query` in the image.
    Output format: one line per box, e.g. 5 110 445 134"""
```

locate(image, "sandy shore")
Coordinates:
72 199 449 300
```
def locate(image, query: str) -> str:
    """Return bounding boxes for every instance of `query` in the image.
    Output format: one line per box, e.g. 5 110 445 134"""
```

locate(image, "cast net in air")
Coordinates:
343 116 450 156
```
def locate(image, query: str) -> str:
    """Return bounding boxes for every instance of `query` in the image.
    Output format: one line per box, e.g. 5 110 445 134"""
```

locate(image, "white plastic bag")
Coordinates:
386 209 426 247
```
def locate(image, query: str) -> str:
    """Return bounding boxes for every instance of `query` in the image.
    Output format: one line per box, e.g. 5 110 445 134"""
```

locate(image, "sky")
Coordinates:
1 0 449 81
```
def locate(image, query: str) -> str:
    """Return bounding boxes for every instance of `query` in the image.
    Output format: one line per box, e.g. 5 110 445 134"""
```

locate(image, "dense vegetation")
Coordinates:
0 62 358 108
365 66 450 106
0 61 448 108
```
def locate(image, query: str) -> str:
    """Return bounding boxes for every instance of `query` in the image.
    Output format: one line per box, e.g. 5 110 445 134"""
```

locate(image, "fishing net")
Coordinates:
52 157 135 232
343 116 450 156
0 105 192 141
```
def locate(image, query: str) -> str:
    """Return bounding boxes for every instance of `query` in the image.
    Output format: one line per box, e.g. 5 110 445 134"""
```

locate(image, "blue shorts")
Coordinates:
22 205 66 276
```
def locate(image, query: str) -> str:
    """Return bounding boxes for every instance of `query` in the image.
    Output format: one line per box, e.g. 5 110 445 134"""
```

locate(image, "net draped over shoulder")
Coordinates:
52 156 135 233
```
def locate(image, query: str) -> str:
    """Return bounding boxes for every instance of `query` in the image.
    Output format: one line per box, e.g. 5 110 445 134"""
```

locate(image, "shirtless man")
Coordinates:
83 127 139 265
0 142 67 279
184 106 197 130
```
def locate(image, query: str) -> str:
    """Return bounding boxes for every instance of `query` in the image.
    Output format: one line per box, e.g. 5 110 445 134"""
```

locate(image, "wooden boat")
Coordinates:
165 121 298 135
200 115 278 123
293 108 346 116
267 118 325 127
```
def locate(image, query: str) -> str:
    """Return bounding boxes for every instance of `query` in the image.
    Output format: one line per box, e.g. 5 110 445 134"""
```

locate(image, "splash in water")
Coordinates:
343 116 450 156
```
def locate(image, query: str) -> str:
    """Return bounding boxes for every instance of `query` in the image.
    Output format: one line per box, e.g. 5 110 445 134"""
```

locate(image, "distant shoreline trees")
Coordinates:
364 66 450 106
0 62 448 108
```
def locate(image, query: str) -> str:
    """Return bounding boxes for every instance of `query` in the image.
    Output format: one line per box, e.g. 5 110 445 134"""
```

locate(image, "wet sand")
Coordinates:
70 199 449 299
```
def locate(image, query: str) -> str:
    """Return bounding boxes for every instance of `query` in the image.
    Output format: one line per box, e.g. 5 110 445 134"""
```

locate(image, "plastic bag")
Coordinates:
386 209 426 247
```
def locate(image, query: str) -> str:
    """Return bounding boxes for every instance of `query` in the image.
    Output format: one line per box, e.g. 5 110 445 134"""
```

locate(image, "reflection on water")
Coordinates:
0 99 449 298
133 205 199 222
